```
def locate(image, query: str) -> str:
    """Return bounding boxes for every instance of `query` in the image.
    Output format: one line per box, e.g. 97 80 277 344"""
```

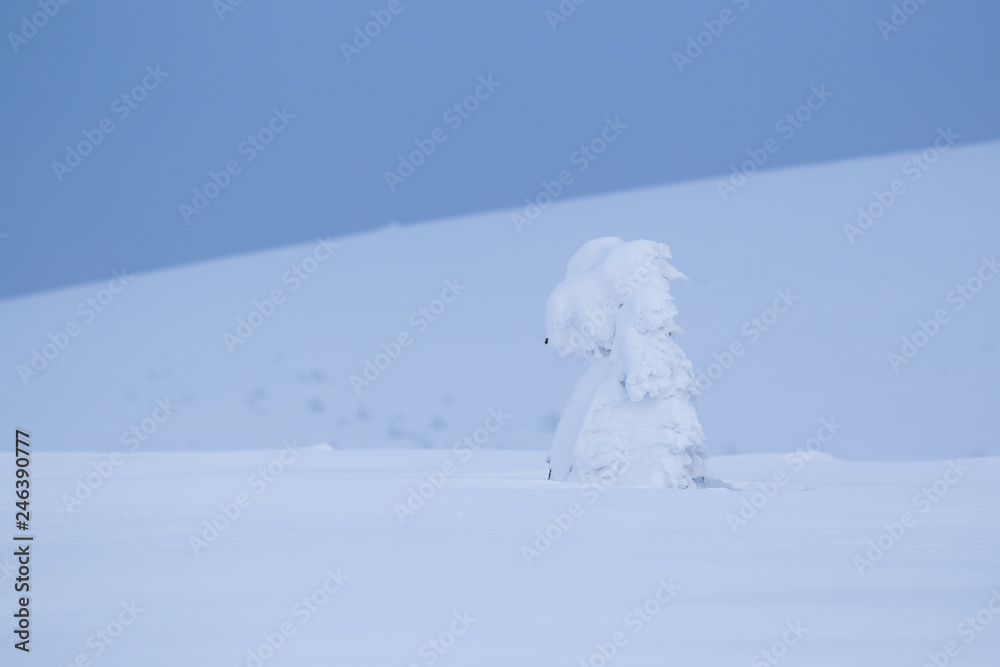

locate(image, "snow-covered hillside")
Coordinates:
2 140 999 460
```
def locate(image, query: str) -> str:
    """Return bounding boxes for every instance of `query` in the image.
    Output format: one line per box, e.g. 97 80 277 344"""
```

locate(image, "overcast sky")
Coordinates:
2 0 998 298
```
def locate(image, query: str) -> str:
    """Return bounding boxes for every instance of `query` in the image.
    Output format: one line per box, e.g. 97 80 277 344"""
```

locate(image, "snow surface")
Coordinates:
2 141 998 460
545 238 707 488
10 448 1000 665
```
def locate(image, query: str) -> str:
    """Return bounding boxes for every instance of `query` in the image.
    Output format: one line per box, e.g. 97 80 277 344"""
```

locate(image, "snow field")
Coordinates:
10 447 999 665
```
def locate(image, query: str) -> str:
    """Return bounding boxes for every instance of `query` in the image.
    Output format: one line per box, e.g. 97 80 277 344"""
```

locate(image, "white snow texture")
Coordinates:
545 237 708 488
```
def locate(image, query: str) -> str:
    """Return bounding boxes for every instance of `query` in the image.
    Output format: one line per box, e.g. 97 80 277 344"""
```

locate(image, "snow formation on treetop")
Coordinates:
545 237 709 488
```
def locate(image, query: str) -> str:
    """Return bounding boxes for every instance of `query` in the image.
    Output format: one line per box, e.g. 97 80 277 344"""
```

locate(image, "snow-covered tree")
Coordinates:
545 237 709 488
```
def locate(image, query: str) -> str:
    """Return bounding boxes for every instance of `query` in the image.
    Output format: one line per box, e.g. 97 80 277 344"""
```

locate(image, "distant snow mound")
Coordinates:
545 237 709 488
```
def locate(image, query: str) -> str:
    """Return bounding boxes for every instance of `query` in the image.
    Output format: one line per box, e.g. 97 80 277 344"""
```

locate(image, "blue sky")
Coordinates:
2 0 998 299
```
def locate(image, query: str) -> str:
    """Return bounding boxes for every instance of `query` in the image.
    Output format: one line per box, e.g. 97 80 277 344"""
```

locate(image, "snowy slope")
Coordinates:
11 448 1000 665
1 141 999 460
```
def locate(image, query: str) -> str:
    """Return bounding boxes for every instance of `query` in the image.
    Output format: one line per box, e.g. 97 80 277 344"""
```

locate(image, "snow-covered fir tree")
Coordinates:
545 237 709 488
